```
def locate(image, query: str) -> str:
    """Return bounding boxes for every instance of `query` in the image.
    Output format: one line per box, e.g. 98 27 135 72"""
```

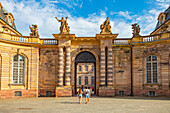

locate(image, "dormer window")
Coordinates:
8 16 12 26
160 16 164 25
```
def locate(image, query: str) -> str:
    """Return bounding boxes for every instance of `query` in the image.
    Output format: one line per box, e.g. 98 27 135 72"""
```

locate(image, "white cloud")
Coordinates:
118 11 132 20
0 0 169 38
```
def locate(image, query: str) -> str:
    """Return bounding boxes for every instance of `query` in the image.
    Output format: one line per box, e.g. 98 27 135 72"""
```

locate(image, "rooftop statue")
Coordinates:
100 17 112 34
132 23 140 37
29 24 39 37
55 17 70 34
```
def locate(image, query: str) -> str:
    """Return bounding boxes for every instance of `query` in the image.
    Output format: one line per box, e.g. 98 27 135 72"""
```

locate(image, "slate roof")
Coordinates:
0 7 17 30
155 6 170 30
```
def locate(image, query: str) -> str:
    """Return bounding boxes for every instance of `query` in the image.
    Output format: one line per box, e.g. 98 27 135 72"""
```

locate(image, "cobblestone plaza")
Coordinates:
0 97 170 113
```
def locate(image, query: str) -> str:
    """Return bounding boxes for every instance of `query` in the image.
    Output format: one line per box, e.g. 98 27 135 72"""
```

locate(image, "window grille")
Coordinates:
149 91 156 96
46 91 52 97
119 91 125 95
14 91 22 96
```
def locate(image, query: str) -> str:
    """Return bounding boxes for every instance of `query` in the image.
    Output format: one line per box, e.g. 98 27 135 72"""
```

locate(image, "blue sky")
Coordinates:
0 0 170 38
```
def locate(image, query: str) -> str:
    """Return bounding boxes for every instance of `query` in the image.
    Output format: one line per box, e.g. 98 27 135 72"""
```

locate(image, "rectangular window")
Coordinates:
119 91 125 95
14 91 22 96
85 65 88 72
46 91 52 97
92 66 94 72
79 66 82 72
149 91 156 96
91 77 94 85
85 76 88 85
79 76 81 85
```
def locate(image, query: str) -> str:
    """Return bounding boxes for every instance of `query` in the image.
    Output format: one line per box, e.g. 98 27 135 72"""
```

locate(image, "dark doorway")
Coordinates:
74 51 96 95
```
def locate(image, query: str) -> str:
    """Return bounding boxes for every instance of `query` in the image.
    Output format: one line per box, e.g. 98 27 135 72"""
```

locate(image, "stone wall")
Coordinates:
133 43 170 96
113 47 131 96
39 48 58 97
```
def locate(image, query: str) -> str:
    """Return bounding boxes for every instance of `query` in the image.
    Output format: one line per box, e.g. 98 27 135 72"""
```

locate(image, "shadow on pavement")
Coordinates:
55 101 79 104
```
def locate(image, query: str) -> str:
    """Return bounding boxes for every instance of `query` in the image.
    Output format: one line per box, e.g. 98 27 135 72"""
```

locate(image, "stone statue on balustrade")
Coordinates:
29 24 39 37
132 23 140 37
55 17 70 34
100 17 112 34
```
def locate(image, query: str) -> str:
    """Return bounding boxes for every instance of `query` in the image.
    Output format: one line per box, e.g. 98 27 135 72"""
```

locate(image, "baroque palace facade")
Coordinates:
0 3 170 99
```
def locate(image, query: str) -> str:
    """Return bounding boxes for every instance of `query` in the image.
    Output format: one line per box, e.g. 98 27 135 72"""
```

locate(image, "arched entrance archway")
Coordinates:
75 51 96 94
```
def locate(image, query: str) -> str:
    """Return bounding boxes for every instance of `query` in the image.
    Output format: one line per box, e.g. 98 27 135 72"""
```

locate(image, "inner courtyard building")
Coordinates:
0 3 170 99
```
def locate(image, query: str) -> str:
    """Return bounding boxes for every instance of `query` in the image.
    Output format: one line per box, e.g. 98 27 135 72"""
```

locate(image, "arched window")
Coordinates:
85 76 88 85
13 55 25 84
78 76 81 85
146 55 158 83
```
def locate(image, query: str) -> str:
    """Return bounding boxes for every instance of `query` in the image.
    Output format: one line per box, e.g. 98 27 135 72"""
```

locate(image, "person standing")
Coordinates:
85 87 91 104
77 88 83 104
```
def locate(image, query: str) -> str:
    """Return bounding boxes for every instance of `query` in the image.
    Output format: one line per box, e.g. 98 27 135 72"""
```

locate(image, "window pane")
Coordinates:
91 77 94 85
13 76 18 83
147 56 151 61
19 69 24 75
147 75 151 83
152 56 157 61
19 76 23 83
19 55 25 61
92 66 95 72
13 62 18 67
14 55 18 61
85 76 88 85
146 63 151 70
85 65 88 71
79 76 81 85
19 62 24 67
13 68 18 75
153 63 157 70
79 66 81 72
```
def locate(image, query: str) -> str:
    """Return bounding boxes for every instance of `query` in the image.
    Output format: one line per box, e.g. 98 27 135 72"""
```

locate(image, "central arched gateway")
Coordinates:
75 51 96 94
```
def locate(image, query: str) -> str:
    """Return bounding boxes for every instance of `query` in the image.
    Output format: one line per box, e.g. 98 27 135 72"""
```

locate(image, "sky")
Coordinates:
0 0 170 38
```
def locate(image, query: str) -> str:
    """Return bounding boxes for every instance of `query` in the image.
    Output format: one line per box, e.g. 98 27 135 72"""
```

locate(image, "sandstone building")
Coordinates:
0 3 170 99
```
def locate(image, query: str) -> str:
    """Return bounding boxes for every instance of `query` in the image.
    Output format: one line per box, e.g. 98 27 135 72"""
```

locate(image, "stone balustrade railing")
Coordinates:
41 39 57 45
141 34 161 42
132 31 170 43
0 31 170 45
114 39 131 45
11 35 29 42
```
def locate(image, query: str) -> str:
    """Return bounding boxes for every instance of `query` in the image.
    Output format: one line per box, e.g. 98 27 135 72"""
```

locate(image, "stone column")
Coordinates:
100 46 106 86
65 47 71 86
58 47 64 86
107 46 113 86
